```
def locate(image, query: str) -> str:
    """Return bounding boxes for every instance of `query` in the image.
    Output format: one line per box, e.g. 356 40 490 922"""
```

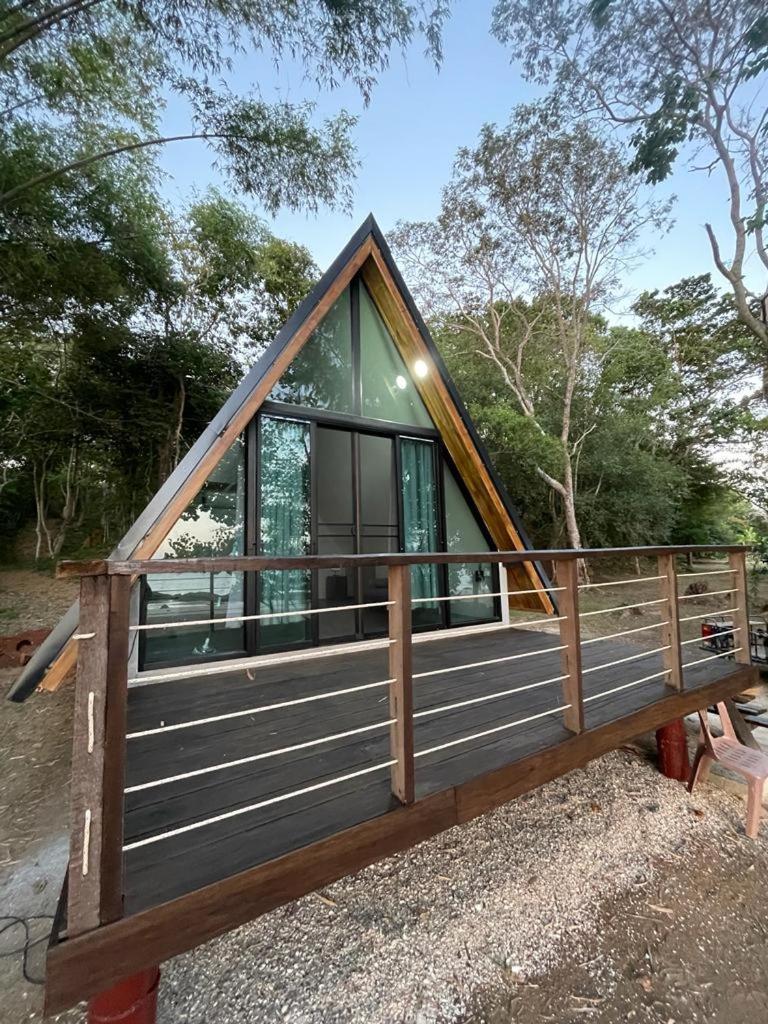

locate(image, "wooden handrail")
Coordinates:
57 545 751 578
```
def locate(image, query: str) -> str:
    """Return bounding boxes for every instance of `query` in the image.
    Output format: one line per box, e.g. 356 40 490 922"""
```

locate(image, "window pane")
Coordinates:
267 289 353 412
360 284 434 428
142 439 246 666
259 416 311 648
443 462 496 624
401 438 441 628
316 428 356 641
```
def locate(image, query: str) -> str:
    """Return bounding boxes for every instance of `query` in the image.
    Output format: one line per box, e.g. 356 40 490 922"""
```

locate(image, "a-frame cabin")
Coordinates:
24 219 757 1017
11 215 552 701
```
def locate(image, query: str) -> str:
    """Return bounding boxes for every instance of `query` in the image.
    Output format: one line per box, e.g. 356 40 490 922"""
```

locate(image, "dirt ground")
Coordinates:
1 564 768 1023
463 837 768 1024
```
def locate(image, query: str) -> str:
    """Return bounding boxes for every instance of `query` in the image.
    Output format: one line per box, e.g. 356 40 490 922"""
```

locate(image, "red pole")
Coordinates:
88 968 160 1024
656 718 690 781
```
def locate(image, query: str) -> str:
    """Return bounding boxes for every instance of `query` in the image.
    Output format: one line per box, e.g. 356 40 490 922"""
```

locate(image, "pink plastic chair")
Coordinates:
688 701 768 839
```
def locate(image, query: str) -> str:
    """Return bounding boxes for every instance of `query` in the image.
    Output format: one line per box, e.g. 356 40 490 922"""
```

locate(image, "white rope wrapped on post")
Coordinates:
123 759 397 852
413 673 569 720
127 677 395 739
125 718 396 793
131 599 394 631
583 668 671 703
414 703 572 759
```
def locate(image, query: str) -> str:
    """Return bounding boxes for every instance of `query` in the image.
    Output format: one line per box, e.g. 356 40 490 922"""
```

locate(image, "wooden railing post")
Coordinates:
554 558 584 734
658 553 683 691
388 564 415 804
68 572 130 937
729 550 752 665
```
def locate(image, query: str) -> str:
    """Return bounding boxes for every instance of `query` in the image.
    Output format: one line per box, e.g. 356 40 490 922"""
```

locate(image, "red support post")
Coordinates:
87 968 160 1024
656 719 691 781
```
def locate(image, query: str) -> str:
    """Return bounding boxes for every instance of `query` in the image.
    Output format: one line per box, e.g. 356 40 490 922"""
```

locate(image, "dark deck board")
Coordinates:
123 626 740 914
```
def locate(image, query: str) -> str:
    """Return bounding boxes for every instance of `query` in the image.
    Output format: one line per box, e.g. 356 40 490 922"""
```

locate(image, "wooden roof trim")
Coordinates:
361 247 554 615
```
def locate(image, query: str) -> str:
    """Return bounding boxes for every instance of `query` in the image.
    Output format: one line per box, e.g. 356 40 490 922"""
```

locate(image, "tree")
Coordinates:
391 102 667 554
492 0 768 399
1 0 450 212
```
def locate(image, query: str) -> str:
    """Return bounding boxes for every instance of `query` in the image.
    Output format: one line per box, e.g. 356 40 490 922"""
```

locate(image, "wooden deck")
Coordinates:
123 625 747 915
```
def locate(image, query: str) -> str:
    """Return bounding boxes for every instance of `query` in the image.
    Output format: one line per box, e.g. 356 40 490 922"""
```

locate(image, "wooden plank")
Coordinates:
99 575 131 924
67 575 111 937
657 553 683 691
45 791 458 1014
455 665 759 823
388 565 414 804
728 550 751 665
554 559 583 733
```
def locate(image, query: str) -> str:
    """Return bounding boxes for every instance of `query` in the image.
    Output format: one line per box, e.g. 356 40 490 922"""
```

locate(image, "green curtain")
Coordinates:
401 438 439 609
259 416 311 645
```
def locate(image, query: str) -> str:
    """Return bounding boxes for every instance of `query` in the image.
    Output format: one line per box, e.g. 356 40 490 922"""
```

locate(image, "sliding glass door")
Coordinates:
253 412 498 656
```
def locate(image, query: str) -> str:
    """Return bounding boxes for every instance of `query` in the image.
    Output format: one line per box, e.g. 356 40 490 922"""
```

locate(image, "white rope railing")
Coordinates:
580 621 670 645
678 606 739 623
581 644 671 676
678 588 737 601
579 598 666 618
125 718 396 793
131 600 394 631
130 636 396 685
579 575 665 589
583 668 671 703
411 590 504 605
123 759 397 852
413 644 566 680
127 678 394 739
677 568 736 578
413 673 569 720
684 647 743 668
680 627 740 647
414 704 572 759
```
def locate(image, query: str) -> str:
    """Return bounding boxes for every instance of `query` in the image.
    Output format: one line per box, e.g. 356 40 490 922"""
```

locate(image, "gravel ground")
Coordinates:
159 746 765 1024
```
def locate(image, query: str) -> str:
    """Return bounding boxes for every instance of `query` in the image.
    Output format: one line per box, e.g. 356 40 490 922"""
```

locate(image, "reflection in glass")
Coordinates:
259 416 311 648
360 284 434 428
400 438 441 628
267 289 353 412
443 463 495 624
142 439 246 666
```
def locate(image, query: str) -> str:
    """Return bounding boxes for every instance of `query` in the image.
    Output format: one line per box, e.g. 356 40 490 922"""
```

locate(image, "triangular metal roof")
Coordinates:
9 215 553 702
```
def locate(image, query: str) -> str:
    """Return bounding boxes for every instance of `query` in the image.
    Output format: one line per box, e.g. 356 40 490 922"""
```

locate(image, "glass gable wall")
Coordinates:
139 272 501 669
443 463 496 624
142 439 246 667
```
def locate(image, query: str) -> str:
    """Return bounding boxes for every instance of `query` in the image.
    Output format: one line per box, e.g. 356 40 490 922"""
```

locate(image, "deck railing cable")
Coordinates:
59 543 753 938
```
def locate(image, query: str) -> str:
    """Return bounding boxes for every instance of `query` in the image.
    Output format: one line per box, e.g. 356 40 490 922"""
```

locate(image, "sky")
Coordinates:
156 2 742 318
